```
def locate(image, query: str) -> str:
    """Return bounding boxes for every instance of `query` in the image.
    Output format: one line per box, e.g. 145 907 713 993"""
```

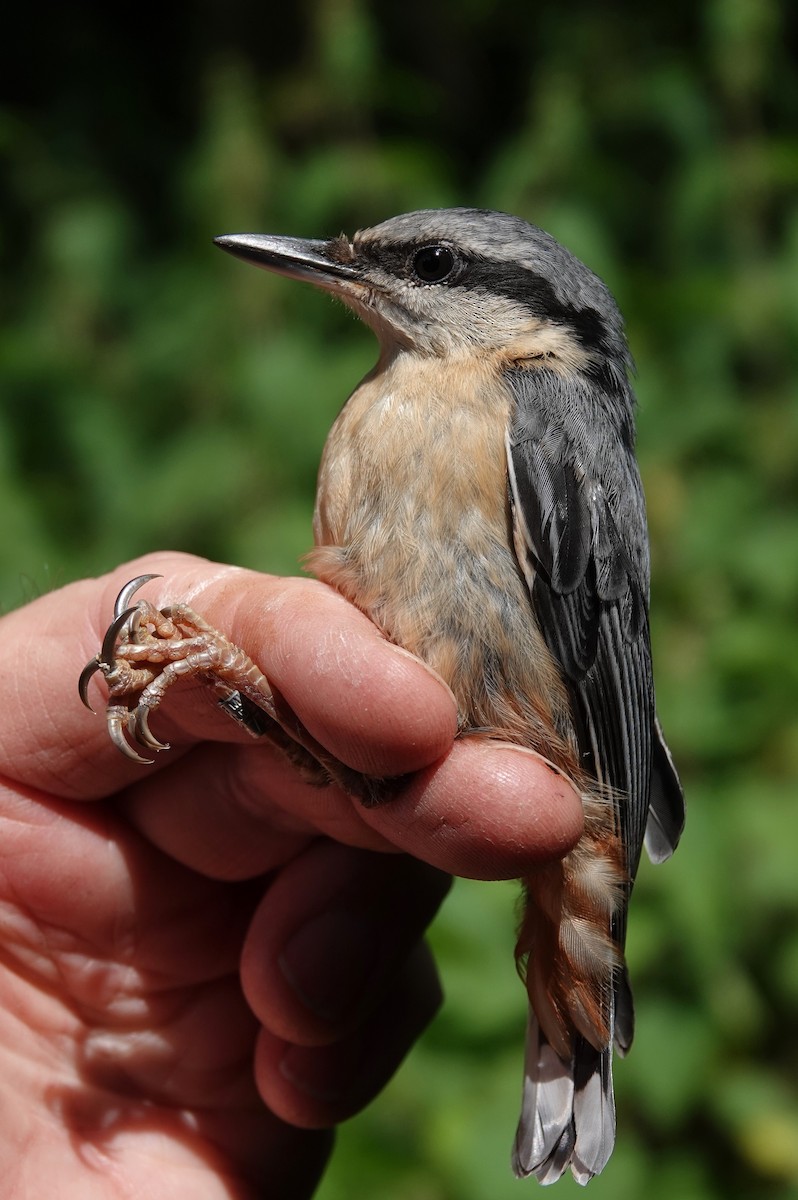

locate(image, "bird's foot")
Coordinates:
79 574 401 804
78 574 280 763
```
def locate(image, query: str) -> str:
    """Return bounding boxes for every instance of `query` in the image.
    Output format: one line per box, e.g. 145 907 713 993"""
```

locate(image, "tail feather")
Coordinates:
570 1041 616 1183
613 962 635 1056
513 1013 616 1186
512 1027 574 1178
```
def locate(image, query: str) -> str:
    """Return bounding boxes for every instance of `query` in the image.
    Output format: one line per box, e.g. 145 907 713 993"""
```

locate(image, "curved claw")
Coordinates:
132 706 170 753
108 708 155 765
78 657 102 711
100 606 139 668
114 574 163 620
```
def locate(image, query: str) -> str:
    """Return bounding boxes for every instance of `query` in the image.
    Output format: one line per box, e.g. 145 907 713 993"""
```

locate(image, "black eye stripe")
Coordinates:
354 242 610 357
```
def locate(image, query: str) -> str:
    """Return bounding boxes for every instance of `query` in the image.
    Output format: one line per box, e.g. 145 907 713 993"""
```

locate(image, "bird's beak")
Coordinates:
214 233 359 295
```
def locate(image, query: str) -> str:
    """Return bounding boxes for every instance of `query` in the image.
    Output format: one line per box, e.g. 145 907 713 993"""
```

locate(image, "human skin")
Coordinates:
0 551 583 1199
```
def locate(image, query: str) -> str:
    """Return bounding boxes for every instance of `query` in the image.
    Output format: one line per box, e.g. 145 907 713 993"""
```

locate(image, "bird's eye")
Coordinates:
412 245 456 283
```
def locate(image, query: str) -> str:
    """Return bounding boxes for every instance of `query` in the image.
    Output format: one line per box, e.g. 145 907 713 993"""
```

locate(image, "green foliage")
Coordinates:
2 0 797 1194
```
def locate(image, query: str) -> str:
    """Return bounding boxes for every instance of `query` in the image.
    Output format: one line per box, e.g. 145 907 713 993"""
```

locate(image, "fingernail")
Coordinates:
385 643 457 701
490 743 583 800
279 910 380 1023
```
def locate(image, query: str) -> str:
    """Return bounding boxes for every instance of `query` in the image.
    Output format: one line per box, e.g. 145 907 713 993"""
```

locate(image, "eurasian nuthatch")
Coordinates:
84 208 684 1185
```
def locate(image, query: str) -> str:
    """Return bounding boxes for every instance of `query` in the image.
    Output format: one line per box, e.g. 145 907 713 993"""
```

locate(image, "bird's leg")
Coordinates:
79 575 398 804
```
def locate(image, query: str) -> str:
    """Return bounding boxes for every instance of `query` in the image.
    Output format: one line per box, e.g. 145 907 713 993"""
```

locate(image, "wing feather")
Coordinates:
506 366 679 887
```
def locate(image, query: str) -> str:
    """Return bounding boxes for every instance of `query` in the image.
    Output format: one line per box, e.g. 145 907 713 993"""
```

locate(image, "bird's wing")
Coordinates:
505 366 684 1186
504 367 661 885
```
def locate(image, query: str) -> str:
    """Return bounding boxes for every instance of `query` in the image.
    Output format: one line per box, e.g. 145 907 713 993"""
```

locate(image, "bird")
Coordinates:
84 208 684 1184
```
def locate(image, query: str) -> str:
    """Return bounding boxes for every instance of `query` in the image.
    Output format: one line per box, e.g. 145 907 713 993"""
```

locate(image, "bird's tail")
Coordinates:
512 1011 617 1185
512 825 630 1185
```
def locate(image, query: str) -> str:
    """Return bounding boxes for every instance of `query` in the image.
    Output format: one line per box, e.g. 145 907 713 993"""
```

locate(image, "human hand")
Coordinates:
0 552 583 1198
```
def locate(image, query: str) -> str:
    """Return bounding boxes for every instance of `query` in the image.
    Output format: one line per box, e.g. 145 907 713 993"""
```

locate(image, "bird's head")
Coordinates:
215 208 630 387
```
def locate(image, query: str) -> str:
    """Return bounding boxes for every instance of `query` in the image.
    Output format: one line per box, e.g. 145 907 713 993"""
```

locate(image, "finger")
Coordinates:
0 781 255 994
253 940 442 1129
2 553 458 800
185 566 458 777
240 841 450 1045
357 738 585 880
119 741 397 881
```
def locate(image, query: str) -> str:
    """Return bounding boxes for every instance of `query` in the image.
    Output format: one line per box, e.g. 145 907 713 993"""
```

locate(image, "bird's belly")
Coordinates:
308 354 573 753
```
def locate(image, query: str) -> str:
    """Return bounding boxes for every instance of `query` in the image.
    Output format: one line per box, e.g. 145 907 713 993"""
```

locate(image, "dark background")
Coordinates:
3 2 798 1196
